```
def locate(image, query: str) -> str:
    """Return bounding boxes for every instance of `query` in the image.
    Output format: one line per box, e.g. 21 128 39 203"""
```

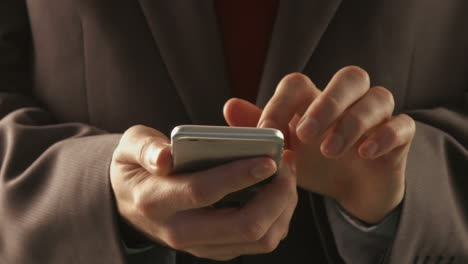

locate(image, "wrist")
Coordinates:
336 185 405 224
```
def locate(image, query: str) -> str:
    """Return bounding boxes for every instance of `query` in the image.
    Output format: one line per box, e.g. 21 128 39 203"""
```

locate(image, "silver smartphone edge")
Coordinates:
171 125 284 142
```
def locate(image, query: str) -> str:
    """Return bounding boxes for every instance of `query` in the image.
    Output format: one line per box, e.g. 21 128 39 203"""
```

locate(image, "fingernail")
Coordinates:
259 119 277 129
251 160 276 179
149 147 162 166
324 134 344 156
148 143 170 166
297 118 320 139
363 141 378 158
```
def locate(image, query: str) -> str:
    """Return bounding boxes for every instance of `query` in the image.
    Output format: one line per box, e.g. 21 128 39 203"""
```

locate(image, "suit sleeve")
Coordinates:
383 96 468 263
0 2 171 264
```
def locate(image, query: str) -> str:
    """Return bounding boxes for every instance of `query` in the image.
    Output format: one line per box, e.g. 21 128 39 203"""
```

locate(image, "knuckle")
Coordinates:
399 114 417 136
282 72 312 89
111 146 124 163
242 219 268 242
163 229 186 250
400 114 416 127
340 66 370 85
133 188 154 218
342 110 367 132
371 86 395 110
259 235 280 253
125 125 147 138
320 94 342 114
264 111 283 125
383 124 401 145
184 182 211 207
279 73 317 98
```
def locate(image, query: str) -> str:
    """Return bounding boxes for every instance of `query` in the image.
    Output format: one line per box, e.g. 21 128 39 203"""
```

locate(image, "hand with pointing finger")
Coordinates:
110 125 297 261
224 66 416 224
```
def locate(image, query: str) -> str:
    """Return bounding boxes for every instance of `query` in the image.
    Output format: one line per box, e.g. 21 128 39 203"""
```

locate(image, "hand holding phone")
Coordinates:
111 125 296 260
171 125 284 205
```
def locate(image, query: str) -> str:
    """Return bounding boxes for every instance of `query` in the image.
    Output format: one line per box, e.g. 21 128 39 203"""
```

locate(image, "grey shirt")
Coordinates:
325 197 401 263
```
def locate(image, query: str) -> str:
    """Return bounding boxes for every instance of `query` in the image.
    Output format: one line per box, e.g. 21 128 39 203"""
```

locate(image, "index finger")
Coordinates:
258 73 320 132
296 66 370 143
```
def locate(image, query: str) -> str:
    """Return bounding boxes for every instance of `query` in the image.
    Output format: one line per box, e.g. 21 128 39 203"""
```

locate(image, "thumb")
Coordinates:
117 125 172 175
223 98 263 127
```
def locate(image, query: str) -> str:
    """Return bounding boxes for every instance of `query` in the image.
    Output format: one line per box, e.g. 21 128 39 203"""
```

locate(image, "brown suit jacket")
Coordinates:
1 1 467 263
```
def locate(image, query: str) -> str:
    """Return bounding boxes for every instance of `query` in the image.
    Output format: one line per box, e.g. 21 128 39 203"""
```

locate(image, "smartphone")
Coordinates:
171 125 284 205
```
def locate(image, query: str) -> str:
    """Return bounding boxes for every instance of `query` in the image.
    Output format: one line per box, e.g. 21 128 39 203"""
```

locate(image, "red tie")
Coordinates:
214 0 279 104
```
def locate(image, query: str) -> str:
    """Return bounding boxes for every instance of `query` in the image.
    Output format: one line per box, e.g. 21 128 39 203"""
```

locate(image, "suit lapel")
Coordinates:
136 1 230 125
136 0 344 123
257 0 343 107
